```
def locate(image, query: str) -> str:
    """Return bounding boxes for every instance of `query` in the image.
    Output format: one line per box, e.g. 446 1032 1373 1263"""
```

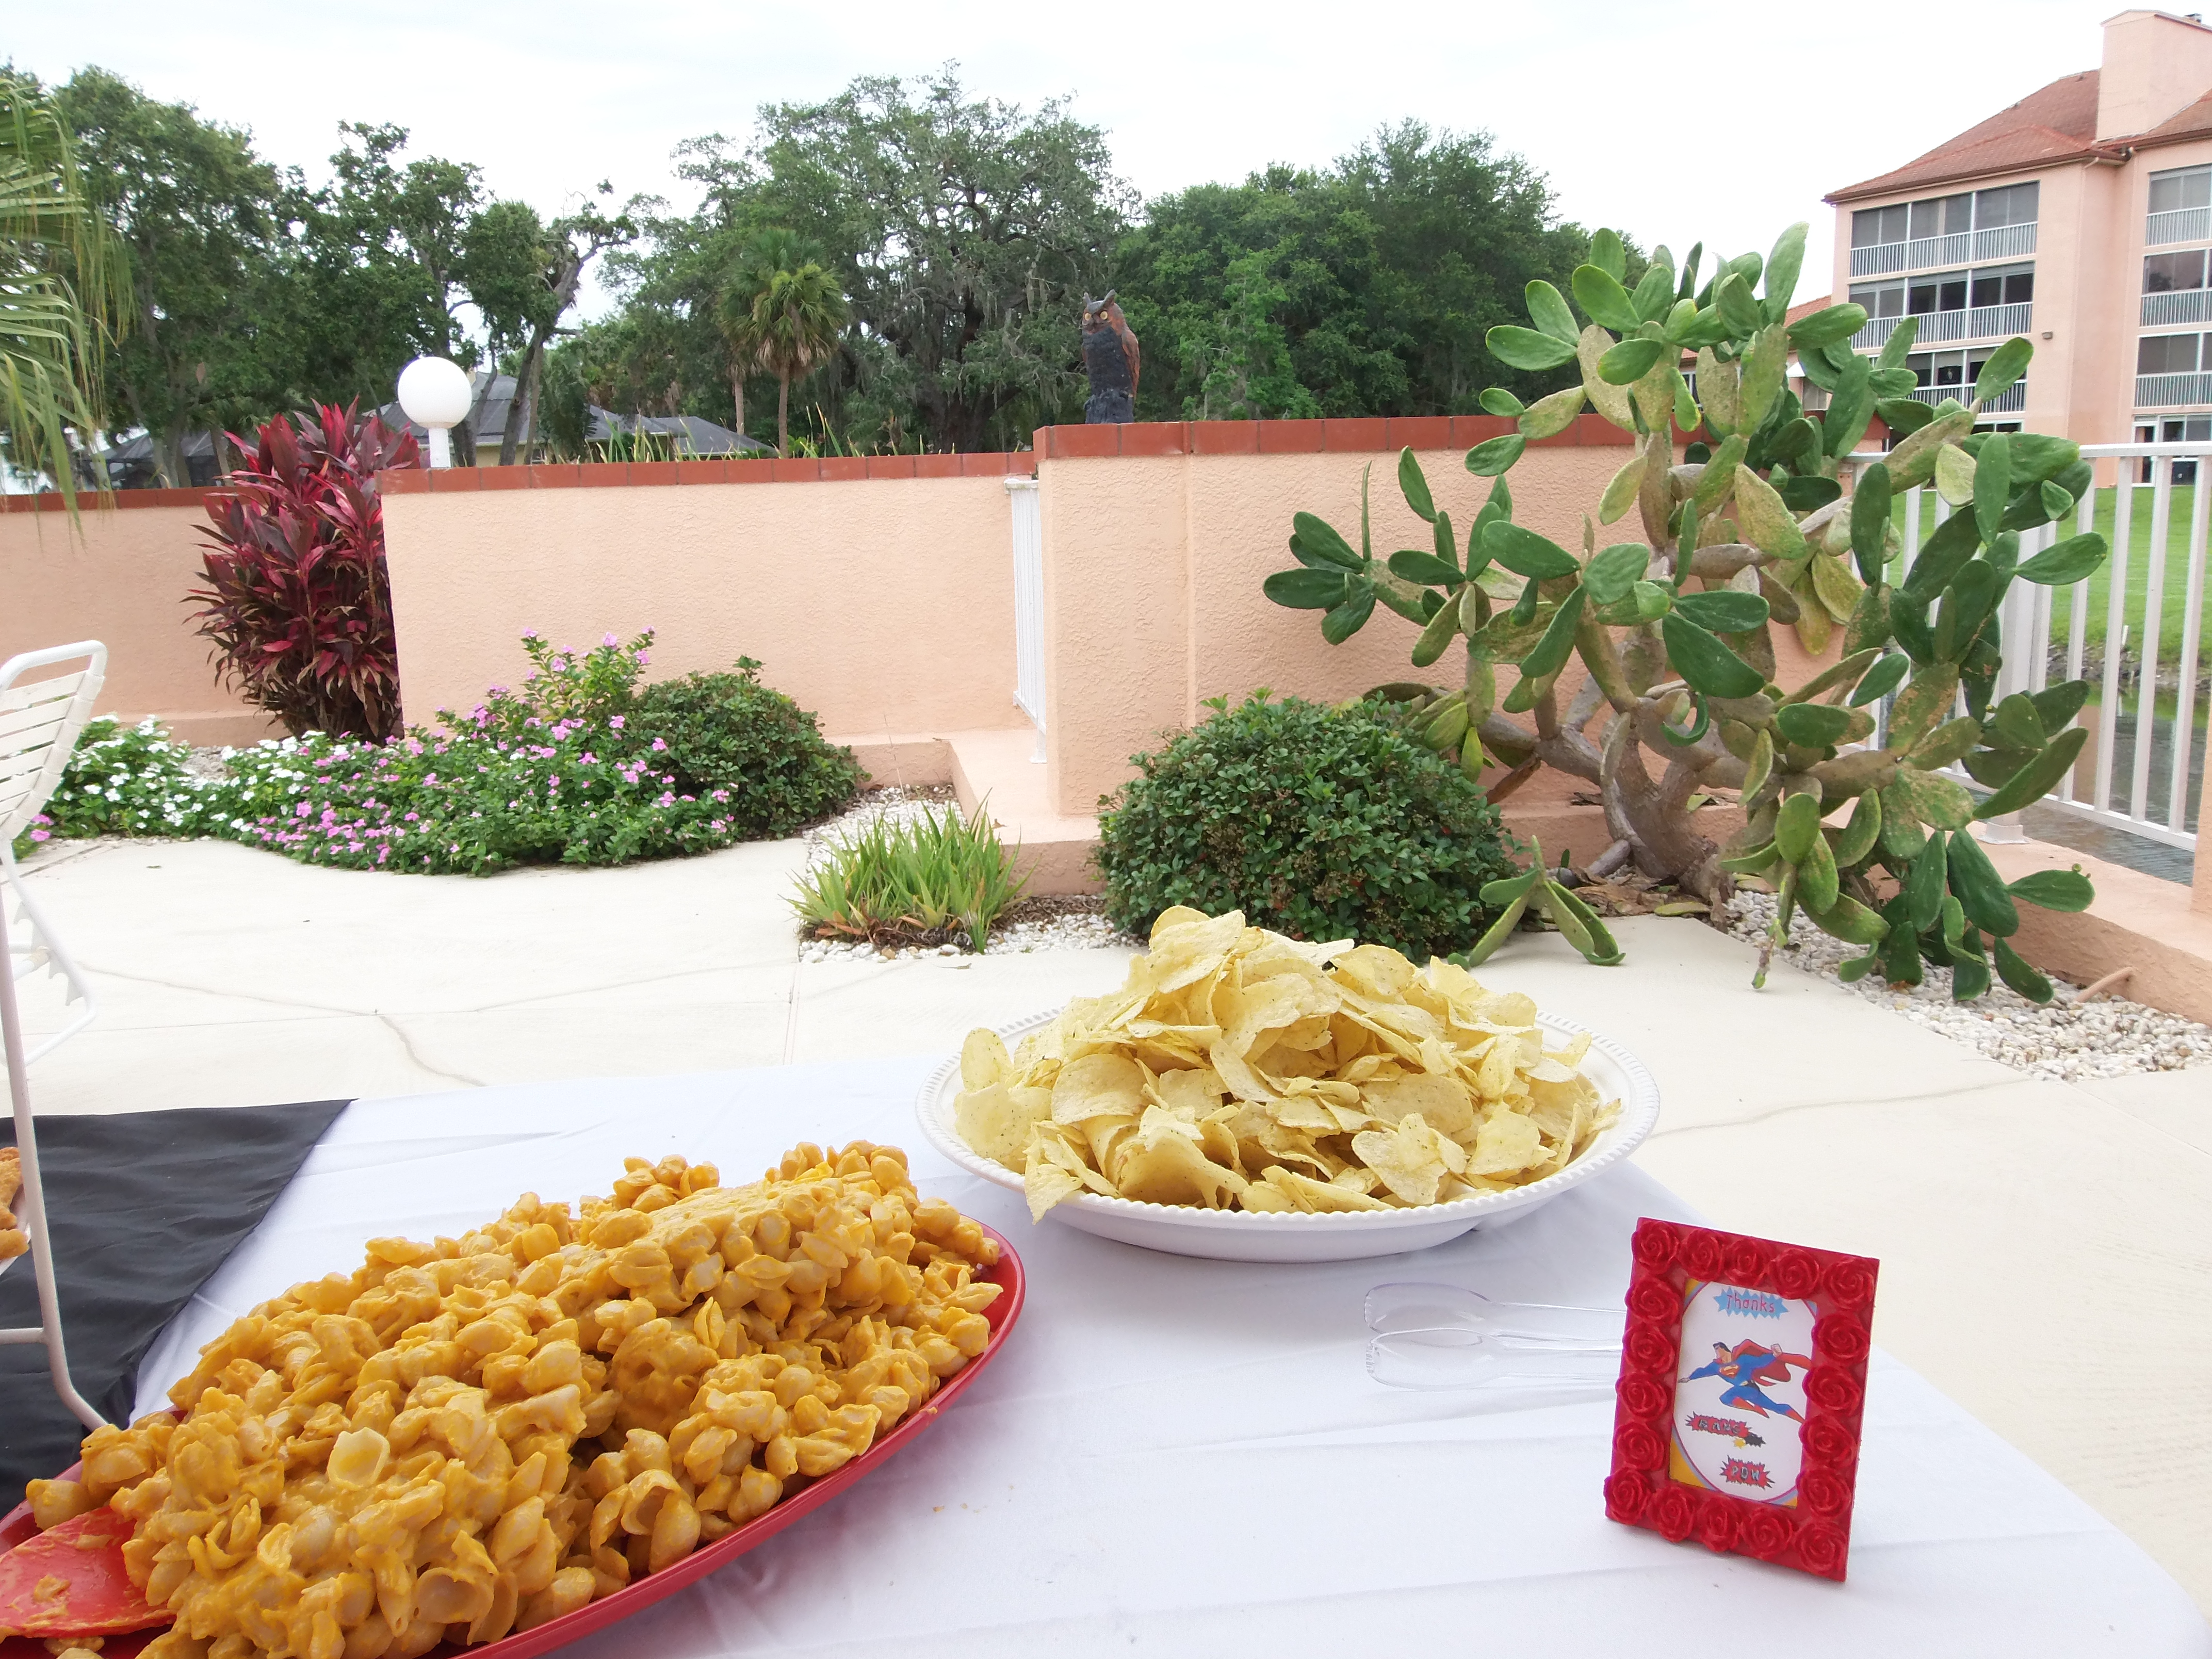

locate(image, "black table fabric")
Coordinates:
1 1100 348 1500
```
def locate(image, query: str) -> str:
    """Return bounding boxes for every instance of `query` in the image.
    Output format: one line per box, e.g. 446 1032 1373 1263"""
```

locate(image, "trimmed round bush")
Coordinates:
1097 692 1521 959
633 658 863 838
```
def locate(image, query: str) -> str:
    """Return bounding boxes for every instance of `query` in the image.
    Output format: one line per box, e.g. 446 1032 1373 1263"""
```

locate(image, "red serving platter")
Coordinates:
0 1225 1024 1658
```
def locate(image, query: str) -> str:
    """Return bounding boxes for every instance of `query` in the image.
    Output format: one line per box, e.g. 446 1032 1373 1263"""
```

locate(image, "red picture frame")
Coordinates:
1603 1218 1878 1581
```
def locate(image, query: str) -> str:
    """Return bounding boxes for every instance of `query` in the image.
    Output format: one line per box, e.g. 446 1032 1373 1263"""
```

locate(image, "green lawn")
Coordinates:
1889 482 2207 666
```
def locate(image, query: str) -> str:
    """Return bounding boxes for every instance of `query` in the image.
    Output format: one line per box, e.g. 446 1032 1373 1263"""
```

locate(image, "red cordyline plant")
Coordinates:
186 403 420 740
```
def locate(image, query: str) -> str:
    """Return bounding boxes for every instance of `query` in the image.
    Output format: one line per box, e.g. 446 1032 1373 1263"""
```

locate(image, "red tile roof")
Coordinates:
1831 63 2212 204
1829 72 2110 202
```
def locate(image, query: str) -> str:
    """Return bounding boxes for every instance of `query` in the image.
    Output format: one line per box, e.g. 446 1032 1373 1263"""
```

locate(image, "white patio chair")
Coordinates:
0 640 111 1428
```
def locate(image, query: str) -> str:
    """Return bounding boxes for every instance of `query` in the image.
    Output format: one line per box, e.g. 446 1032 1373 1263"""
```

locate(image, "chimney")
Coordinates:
2097 9 2212 140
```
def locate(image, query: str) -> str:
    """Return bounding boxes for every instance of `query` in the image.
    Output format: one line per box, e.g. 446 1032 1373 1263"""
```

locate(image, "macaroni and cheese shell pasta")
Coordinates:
27 1143 1002 1659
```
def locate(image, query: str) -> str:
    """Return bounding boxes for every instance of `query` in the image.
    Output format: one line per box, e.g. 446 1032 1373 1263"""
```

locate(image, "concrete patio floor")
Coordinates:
8 833 2210 1617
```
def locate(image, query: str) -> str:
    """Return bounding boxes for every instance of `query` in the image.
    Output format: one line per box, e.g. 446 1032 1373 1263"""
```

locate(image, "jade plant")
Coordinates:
1264 222 2103 1000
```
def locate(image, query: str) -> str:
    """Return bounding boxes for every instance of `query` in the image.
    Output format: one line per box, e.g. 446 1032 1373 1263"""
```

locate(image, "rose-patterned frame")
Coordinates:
1603 1218 1878 1582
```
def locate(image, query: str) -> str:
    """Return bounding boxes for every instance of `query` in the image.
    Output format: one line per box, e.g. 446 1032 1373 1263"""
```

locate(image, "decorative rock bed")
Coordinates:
1720 891 2210 1080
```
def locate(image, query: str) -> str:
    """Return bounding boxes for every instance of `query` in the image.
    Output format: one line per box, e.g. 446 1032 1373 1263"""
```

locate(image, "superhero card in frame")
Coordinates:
1604 1219 1878 1581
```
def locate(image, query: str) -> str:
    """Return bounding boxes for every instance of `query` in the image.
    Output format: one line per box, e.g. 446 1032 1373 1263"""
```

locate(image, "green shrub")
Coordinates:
1096 692 1521 959
634 659 863 838
792 805 1027 950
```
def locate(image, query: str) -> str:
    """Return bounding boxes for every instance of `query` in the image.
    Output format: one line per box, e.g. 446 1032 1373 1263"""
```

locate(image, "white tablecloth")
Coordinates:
136 1060 2209 1656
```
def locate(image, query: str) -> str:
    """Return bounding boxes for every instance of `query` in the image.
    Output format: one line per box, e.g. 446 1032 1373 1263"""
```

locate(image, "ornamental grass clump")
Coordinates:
1096 692 1521 962
792 805 1028 951
1265 220 2105 1001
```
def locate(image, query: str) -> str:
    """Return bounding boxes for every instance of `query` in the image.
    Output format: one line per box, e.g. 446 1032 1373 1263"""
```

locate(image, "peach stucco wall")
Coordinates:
0 496 280 745
381 476 1021 738
1040 442 1664 816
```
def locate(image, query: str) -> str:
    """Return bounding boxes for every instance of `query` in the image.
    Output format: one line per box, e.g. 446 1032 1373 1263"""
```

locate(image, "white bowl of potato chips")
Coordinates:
917 907 1661 1263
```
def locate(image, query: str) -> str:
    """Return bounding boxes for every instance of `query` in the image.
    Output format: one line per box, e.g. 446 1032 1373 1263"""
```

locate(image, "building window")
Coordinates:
2149 165 2212 215
1848 280 1905 318
2144 250 2208 292
2138 333 2203 374
1853 187 2036 249
1851 203 1909 248
1972 182 2039 229
1908 275 1969 314
1969 266 2034 307
1906 351 1972 387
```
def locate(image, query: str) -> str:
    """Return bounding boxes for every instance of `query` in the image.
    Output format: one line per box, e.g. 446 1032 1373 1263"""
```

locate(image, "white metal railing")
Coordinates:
2141 288 2212 326
2135 371 2212 407
1846 223 2038 278
1006 476 1046 759
1845 442 2207 854
2147 205 2212 247
1852 303 2033 351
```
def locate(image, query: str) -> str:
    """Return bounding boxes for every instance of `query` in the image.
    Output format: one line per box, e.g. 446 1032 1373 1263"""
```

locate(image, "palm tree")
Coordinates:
1 73 121 517
716 231 847 457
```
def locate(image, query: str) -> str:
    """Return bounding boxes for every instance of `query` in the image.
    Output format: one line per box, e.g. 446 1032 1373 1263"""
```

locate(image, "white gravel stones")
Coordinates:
1720 891 2210 1080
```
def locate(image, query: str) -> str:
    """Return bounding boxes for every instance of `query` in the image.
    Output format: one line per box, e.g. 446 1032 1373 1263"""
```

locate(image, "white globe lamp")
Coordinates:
396 356 474 469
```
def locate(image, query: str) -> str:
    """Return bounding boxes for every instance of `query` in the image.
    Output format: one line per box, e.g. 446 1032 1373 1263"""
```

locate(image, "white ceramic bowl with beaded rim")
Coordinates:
916 1006 1661 1263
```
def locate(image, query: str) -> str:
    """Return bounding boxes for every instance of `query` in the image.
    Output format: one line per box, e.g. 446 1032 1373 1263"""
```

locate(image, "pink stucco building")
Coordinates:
1828 8 2212 446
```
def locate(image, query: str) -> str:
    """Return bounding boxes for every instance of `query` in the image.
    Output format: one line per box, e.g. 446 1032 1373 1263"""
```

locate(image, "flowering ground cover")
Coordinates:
12 632 861 875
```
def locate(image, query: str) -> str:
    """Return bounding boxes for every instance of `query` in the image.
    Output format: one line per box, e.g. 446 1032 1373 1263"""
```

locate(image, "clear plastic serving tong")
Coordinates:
1364 1282 1623 1392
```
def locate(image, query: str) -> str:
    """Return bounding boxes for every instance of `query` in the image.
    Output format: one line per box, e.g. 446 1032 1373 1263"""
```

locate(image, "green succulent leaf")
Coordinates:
1388 549 1460 586
1944 825 2021 935
1906 832 1950 932
1409 592 1461 668
1291 513 1362 571
1526 279 1581 344
1891 764 1977 830
1662 613 1768 698
1264 568 1350 610
1974 726 2089 818
1763 222 1807 321
1847 651 1910 707
1572 264 1642 333
1488 326 1580 371
1599 338 1666 385
1520 587 1587 679
1973 432 2012 541
2008 867 2094 912
1776 702 1853 749
2014 532 2108 585
1672 589 1771 632
1397 448 1436 522
1583 543 1652 606
1788 302 1869 351
1875 397 1935 436
1320 581 1377 644
1465 434 1527 477
1993 936 2053 1003
1518 384 1586 441
1479 387 1526 417
1484 521 1582 579
1973 338 2032 405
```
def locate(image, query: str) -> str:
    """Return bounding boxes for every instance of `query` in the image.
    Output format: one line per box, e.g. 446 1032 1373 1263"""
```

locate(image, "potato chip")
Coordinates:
951 908 1619 1217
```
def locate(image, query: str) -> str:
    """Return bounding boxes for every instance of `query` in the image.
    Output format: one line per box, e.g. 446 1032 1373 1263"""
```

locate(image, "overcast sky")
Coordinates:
14 1 2119 322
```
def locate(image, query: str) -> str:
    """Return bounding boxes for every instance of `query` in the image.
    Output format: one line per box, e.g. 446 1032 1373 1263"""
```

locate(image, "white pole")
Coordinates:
428 427 453 469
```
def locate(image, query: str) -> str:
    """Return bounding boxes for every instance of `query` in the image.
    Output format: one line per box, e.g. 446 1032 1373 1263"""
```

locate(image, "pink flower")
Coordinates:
609 715 625 730
580 752 598 765
652 738 668 752
548 776 560 789
656 792 675 808
603 632 619 647
29 828 50 842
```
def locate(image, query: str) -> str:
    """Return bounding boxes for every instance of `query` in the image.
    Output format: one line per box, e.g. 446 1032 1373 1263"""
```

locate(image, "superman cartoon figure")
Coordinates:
1685 1340 1811 1423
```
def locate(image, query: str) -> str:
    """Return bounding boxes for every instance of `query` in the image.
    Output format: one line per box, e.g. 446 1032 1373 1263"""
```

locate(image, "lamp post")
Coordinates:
396 356 474 469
